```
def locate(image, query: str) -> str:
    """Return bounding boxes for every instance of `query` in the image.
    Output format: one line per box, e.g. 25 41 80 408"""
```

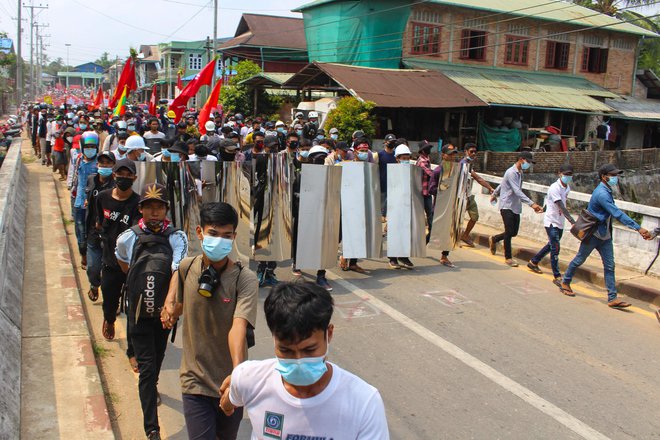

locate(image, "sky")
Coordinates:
0 0 658 66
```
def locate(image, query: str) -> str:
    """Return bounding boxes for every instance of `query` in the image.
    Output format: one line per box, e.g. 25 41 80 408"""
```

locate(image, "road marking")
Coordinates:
470 247 657 319
330 276 612 440
335 298 380 320
422 290 473 307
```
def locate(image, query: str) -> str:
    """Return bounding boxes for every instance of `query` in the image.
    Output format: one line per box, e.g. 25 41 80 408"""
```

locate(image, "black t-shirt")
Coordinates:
85 174 115 246
95 189 141 266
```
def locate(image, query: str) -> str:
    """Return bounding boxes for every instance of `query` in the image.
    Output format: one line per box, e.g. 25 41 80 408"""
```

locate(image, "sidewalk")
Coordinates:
19 143 113 439
469 223 660 307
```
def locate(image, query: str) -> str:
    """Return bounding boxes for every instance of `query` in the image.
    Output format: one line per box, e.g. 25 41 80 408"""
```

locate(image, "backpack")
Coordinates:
125 225 175 322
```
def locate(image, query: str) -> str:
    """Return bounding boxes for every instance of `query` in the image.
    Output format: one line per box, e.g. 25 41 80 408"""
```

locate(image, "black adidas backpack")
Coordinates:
125 225 175 322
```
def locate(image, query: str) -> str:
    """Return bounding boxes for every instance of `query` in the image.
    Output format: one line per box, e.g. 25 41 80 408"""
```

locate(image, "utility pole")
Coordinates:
38 32 49 95
65 43 71 89
23 2 47 100
16 0 23 106
34 22 48 96
212 0 217 86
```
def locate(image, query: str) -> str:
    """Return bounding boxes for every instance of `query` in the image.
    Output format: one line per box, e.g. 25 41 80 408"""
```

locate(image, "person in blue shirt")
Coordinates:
560 164 652 308
73 131 99 269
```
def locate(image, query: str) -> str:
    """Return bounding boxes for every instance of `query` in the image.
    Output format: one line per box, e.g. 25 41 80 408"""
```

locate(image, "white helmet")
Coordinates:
308 111 319 119
308 145 329 156
275 120 285 127
116 120 128 130
125 135 148 150
204 121 216 132
394 144 412 157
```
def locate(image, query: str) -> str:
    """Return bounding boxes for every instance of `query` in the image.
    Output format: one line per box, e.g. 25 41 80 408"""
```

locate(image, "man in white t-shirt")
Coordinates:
220 282 389 440
527 164 576 286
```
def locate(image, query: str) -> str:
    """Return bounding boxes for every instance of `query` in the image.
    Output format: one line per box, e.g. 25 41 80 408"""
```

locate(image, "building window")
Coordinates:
459 29 487 61
581 47 608 73
412 10 442 24
504 36 528 65
545 41 570 69
612 38 633 51
412 22 441 55
188 53 202 70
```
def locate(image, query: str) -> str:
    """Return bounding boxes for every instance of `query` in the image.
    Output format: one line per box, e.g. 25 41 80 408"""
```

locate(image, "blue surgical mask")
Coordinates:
316 134 324 140
161 149 171 158
330 134 338 140
170 153 180 162
296 130 303 137
118 145 127 153
202 235 233 262
83 147 97 159
299 150 310 159
608 176 618 186
139 152 146 161
521 161 531 170
97 167 113 177
277 127 284 133
79 124 87 130
357 152 369 161
275 344 329 386
561 175 573 185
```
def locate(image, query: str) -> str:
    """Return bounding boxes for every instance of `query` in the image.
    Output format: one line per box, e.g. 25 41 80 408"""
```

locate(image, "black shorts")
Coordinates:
45 141 52 154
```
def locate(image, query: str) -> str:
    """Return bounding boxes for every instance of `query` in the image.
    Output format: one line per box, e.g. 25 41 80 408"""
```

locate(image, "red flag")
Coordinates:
109 57 137 109
169 59 215 123
93 85 103 109
90 89 95 102
177 72 183 91
149 84 158 115
198 79 223 135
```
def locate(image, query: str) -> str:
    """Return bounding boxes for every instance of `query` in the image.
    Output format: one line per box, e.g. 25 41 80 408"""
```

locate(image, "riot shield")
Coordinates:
386 163 426 258
428 160 470 251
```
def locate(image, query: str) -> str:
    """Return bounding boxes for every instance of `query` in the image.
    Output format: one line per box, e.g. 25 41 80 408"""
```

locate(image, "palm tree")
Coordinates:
573 0 657 17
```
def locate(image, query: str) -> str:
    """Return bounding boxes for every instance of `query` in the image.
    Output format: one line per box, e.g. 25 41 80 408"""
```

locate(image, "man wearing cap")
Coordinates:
85 151 116 303
329 127 340 141
560 164 652 307
527 164 576 285
325 140 350 165
489 151 544 267
72 132 100 269
201 121 219 143
217 138 242 162
115 183 188 440
376 134 399 221
125 135 153 162
95 158 140 343
459 144 496 247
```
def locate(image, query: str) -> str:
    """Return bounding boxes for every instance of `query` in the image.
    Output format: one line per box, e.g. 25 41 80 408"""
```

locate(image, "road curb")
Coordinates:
471 232 660 307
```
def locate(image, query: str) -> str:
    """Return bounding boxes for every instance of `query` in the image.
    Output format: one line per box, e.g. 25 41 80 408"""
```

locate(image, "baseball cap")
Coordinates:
352 130 365 139
598 163 623 176
559 164 574 174
219 139 239 150
441 144 458 155
394 144 412 157
169 142 188 155
336 141 350 151
518 151 536 164
329 127 339 135
113 158 137 174
97 151 116 163
385 134 397 142
264 135 279 148
139 183 169 205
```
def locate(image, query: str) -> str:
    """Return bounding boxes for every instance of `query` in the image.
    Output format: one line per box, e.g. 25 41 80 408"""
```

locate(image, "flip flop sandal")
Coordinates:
87 287 99 302
441 261 456 268
560 285 575 297
608 301 631 308
129 356 139 373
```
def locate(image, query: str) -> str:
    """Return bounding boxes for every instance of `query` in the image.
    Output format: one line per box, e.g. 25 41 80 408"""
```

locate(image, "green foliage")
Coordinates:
571 0 657 16
219 60 282 117
95 52 113 69
323 97 376 141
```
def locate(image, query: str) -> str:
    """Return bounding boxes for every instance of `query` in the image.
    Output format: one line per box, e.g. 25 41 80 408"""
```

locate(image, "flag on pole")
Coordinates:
93 85 104 109
149 84 158 115
198 79 223 135
109 57 137 109
168 59 215 123
112 85 128 117
177 72 183 92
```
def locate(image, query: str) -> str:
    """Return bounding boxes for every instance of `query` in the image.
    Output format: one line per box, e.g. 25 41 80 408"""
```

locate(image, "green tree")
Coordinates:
95 52 113 68
572 0 657 16
219 60 281 117
323 97 376 142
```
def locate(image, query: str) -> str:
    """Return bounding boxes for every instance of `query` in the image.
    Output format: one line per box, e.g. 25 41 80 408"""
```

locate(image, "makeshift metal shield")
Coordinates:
386 163 426 257
428 160 470 251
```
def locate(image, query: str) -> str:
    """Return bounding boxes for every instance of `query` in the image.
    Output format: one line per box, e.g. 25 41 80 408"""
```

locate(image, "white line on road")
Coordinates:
331 276 612 440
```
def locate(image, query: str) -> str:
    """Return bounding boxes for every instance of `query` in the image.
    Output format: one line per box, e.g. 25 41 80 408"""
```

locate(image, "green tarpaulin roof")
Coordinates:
404 59 618 113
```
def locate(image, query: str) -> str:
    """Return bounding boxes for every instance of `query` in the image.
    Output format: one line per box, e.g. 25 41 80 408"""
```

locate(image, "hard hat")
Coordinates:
295 112 304 119
275 120 285 127
204 121 215 132
394 144 412 157
308 145 329 156
125 135 148 150
308 111 319 119
167 110 176 119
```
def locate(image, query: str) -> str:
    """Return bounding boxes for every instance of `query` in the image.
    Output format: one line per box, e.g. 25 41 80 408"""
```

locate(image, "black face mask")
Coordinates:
115 176 134 191
289 141 299 149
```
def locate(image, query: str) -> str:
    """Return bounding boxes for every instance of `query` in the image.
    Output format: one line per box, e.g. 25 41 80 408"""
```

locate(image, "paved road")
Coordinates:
53 180 660 440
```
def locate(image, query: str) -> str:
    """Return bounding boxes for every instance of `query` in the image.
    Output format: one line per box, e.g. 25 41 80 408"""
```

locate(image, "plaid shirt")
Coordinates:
416 155 434 196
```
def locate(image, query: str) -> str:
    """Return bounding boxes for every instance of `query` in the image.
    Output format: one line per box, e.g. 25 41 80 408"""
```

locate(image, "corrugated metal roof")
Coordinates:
404 59 617 112
283 62 488 108
220 13 306 51
294 0 657 37
238 72 295 87
606 96 660 121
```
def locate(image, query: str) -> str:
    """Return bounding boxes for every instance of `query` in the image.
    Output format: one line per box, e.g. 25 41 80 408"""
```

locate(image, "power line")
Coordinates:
70 0 171 37
160 0 292 11
165 0 212 39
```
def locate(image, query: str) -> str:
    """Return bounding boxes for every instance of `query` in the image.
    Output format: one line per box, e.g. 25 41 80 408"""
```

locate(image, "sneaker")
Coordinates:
147 430 161 440
316 276 333 291
265 271 279 286
388 258 401 269
488 236 497 255
292 266 302 277
398 258 414 269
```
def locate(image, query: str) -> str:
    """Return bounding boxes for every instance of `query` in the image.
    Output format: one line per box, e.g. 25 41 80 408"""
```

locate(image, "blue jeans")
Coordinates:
73 207 87 256
182 394 243 440
563 235 617 302
531 226 564 278
86 241 103 288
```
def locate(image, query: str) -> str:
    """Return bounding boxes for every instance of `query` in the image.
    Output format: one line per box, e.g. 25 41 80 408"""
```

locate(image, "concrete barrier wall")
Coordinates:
0 138 27 438
471 184 660 278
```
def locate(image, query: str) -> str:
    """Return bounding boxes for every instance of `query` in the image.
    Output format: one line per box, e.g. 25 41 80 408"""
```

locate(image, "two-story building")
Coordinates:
292 0 659 149
57 62 105 89
135 45 161 102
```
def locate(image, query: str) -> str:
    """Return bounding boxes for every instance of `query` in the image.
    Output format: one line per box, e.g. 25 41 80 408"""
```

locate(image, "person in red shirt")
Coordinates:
52 119 67 181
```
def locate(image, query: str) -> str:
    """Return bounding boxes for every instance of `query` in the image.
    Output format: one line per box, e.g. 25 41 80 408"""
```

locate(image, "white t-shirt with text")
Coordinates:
230 359 389 440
